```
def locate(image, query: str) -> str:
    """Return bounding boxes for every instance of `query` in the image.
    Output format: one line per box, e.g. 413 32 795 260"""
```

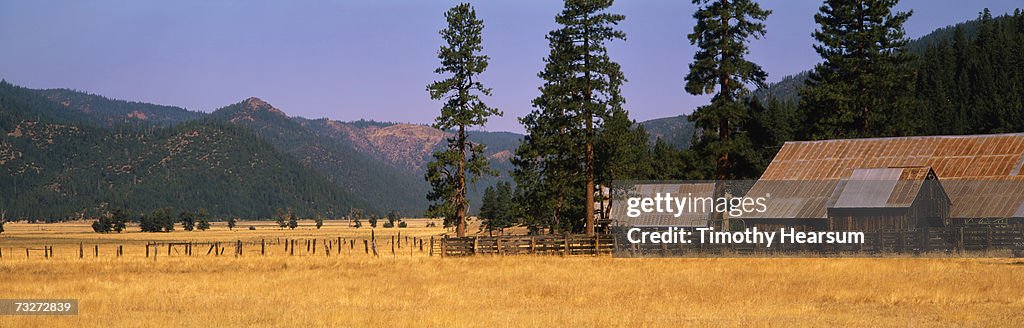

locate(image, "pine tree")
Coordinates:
685 0 771 180
425 3 502 237
685 0 771 229
480 182 515 234
514 0 627 235
799 0 914 139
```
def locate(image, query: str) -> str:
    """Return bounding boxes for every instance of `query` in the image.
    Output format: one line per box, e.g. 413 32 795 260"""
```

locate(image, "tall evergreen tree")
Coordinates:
685 0 771 181
685 0 770 229
799 0 914 139
514 0 627 235
425 3 501 237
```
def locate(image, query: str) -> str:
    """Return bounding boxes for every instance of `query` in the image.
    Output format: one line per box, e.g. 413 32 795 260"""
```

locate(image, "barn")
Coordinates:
744 133 1024 231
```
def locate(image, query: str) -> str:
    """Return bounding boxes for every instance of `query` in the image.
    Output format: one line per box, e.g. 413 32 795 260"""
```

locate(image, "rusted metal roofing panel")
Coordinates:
753 133 1024 219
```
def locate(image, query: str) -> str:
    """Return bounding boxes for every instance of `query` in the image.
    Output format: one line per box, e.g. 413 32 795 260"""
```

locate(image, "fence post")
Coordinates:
398 232 401 249
531 236 536 255
313 239 317 255
118 245 123 257
262 239 266 256
429 236 435 257
496 237 503 256
922 228 930 253
80 243 84 259
988 226 994 250
472 237 479 255
363 240 369 254
146 243 150 257
957 227 964 255
291 240 295 256
594 234 600 256
391 236 395 256
563 235 569 256
337 237 342 255
95 245 99 257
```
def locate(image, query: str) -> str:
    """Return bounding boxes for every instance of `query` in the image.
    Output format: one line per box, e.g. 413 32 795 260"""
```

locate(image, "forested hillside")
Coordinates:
209 99 431 214
0 81 366 219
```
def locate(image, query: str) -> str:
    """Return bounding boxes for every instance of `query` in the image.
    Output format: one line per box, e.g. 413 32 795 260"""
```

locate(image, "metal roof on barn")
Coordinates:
746 133 1024 219
831 167 936 208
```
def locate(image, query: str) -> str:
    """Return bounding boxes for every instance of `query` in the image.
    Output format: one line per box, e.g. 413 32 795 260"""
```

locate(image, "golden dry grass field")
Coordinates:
0 220 1022 327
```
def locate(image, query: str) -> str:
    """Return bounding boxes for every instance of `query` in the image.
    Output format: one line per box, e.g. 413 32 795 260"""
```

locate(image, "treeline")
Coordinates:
915 10 1024 135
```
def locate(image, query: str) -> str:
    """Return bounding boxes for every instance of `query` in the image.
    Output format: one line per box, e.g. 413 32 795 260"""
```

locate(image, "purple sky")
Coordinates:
1 1 1019 133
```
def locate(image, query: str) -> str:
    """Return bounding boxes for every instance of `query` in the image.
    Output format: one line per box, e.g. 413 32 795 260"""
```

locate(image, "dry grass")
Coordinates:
1 221 1022 327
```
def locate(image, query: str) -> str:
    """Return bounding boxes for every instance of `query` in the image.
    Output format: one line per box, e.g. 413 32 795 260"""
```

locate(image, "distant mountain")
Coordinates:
639 115 695 149
0 81 366 219
209 98 434 214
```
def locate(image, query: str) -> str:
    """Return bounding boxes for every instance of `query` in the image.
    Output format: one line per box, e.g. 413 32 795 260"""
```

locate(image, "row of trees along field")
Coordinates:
86 206 413 233
439 1 1024 236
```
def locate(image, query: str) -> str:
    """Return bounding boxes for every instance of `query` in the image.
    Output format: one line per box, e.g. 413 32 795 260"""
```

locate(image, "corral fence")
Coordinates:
617 226 1024 257
439 226 1024 257
439 234 615 256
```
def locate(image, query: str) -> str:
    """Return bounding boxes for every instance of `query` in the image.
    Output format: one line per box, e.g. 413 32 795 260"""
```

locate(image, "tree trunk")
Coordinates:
716 0 731 231
584 30 596 236
456 125 468 237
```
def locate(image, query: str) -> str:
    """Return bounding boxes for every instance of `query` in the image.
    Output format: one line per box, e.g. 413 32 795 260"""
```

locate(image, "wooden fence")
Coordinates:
0 233 440 260
439 235 615 257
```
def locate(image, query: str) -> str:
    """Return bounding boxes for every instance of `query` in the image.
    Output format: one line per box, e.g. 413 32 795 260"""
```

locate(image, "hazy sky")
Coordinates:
1 1 1019 133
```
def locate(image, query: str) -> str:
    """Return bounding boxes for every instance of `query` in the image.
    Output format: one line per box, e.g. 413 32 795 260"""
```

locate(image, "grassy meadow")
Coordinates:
0 221 1022 327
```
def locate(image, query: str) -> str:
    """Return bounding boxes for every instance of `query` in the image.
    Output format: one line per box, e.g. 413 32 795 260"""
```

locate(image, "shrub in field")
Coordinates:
93 208 132 233
353 218 362 228
386 210 399 227
248 226 256 230
383 221 394 228
315 217 324 229
368 215 378 228
287 215 298 229
92 219 112 233
179 211 196 231
398 220 408 228
227 217 237 230
111 208 129 233
197 219 211 231
140 207 175 232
